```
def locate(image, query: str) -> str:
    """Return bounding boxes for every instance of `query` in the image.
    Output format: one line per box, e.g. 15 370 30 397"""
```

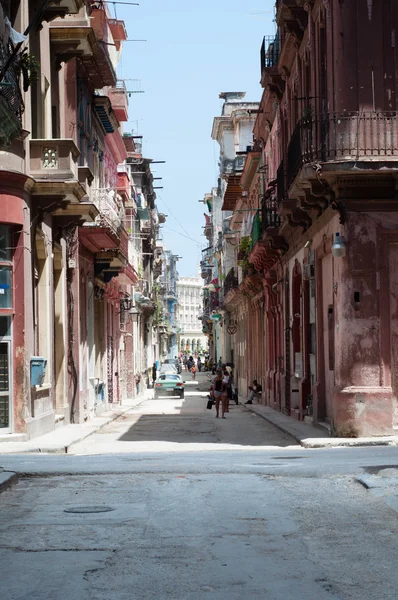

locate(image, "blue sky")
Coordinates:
116 0 276 276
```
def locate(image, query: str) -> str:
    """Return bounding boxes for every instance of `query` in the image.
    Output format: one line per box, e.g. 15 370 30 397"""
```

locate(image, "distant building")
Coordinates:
177 275 208 355
158 250 179 359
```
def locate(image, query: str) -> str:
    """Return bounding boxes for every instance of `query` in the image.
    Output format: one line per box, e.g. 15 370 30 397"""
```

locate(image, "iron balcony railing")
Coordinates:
262 196 281 231
287 111 398 186
91 188 125 235
115 79 127 91
209 291 220 312
0 37 24 144
260 33 281 76
276 160 285 203
201 245 213 262
223 268 239 295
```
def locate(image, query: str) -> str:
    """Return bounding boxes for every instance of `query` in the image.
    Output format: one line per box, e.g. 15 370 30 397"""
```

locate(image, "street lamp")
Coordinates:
128 306 140 323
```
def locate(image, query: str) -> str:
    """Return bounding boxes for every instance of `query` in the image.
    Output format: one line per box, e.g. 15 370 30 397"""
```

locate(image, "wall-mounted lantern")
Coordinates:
331 233 346 258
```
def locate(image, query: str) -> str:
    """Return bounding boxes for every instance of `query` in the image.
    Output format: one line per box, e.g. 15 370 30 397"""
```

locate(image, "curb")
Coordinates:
0 395 151 455
0 471 18 494
240 403 398 448
240 403 300 445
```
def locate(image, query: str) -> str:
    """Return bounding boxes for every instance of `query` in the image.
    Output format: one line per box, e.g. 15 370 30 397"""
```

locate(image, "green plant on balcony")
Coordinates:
15 51 39 92
237 235 254 269
239 236 252 254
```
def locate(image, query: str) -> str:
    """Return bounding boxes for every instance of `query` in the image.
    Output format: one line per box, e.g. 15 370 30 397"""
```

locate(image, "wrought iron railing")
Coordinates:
223 268 239 295
0 37 24 143
201 245 213 263
262 196 281 231
115 79 127 91
209 291 220 311
91 188 125 235
260 33 280 75
287 112 398 185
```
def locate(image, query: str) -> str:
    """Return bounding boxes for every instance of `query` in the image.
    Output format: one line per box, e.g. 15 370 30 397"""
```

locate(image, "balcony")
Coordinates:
287 112 398 188
164 288 178 301
49 7 117 87
80 186 129 262
0 37 24 147
260 34 280 77
49 13 96 69
89 6 117 86
108 18 127 51
262 197 281 231
276 1 309 32
209 292 220 312
117 169 130 204
220 155 246 177
91 188 125 236
201 246 214 263
30 139 89 206
223 268 239 295
42 0 87 22
248 192 287 273
108 80 129 122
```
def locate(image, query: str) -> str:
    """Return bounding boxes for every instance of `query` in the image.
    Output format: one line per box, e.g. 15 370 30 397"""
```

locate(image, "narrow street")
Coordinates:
69 372 297 454
2 1 398 597
1 371 398 599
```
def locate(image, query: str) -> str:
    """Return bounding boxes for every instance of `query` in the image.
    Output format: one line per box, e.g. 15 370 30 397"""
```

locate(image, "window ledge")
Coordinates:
33 383 52 392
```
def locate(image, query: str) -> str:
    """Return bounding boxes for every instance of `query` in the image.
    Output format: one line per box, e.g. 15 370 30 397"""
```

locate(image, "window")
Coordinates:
0 226 12 310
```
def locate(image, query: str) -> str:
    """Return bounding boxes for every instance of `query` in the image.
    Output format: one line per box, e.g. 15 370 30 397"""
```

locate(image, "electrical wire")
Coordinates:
156 192 197 243
162 225 203 247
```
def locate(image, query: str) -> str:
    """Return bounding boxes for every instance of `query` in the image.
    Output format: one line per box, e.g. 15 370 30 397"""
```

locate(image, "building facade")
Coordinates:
201 1 398 437
157 249 179 360
177 275 207 355
200 92 259 370
0 0 168 439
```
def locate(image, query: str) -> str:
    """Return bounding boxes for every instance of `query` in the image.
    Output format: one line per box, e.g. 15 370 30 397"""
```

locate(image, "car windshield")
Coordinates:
159 375 180 381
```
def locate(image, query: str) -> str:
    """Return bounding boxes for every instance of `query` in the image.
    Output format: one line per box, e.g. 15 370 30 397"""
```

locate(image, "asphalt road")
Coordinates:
1 372 398 599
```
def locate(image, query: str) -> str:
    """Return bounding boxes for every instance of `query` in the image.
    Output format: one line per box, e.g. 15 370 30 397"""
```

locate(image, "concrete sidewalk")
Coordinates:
242 402 398 448
0 394 150 455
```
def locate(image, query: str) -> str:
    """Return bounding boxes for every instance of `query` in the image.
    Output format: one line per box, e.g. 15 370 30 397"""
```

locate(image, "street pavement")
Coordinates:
1 371 398 599
67 373 298 454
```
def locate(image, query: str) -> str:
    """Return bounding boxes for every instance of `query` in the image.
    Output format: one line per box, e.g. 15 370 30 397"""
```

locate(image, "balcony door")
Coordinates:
0 317 12 433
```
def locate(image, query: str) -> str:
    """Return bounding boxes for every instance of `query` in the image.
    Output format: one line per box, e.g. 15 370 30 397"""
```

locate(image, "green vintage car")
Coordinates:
154 373 185 399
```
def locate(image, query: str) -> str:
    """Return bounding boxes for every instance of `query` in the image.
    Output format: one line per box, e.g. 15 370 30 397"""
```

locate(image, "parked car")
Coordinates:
159 363 178 375
154 373 185 399
163 358 181 374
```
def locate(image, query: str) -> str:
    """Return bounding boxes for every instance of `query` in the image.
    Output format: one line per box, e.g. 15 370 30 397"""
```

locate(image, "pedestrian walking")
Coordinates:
211 368 227 418
197 356 202 372
152 362 157 387
191 364 197 380
223 368 232 412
